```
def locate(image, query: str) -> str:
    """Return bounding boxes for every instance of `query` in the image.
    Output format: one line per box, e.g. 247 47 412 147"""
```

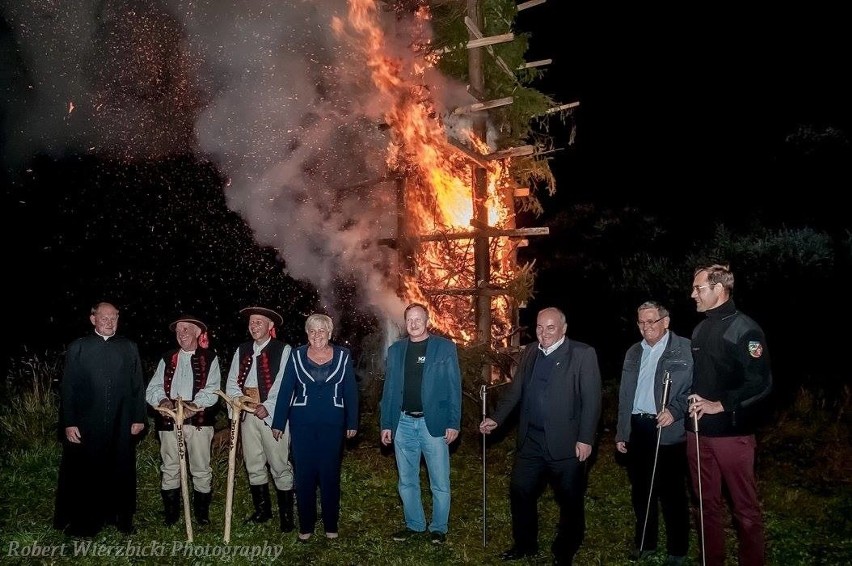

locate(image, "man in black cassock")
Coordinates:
53 302 147 537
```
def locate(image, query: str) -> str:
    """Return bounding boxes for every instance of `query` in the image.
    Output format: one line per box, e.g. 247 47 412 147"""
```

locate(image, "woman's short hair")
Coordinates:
305 313 333 335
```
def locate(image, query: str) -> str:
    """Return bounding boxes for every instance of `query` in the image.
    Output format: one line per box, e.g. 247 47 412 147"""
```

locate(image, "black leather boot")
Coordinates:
247 483 272 523
193 490 212 526
161 488 181 526
276 488 295 532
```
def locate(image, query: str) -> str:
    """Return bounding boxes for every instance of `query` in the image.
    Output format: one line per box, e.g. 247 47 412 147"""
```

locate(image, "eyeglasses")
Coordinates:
692 284 714 293
637 316 665 327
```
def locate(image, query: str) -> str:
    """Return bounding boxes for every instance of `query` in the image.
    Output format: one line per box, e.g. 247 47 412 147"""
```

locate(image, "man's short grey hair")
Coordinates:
91 302 118 316
539 306 566 326
637 301 669 319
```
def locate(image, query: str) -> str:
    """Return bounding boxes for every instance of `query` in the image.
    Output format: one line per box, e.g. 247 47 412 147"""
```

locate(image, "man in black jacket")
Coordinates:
687 264 772 566
480 307 602 565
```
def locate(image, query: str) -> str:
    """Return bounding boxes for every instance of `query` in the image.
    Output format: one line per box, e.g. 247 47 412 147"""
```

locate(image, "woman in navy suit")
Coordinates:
272 313 358 541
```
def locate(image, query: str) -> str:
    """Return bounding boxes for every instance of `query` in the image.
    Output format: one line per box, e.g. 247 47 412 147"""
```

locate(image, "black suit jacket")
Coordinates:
492 339 602 460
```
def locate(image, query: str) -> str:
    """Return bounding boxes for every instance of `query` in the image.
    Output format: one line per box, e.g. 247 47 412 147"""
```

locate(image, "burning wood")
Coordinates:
344 0 548 346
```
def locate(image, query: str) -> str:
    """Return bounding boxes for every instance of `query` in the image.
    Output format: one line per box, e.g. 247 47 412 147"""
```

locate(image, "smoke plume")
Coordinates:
1 0 469 327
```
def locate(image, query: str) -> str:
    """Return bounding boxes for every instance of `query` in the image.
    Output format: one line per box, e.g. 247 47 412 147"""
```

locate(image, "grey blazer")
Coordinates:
615 331 693 446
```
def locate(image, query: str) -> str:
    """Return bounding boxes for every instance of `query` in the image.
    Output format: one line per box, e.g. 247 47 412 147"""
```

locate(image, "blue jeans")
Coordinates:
394 412 451 534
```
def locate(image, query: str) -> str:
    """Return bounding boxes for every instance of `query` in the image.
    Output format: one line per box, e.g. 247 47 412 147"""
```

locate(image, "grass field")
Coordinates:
1 369 850 565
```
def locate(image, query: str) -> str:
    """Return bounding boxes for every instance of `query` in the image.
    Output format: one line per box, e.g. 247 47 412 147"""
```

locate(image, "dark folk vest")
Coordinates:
236 340 287 402
154 348 219 431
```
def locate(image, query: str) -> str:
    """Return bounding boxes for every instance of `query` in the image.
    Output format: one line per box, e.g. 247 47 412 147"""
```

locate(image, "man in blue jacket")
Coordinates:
380 302 462 545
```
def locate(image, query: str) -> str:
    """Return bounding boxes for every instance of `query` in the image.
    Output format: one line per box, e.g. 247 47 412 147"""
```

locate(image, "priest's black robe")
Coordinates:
53 334 146 536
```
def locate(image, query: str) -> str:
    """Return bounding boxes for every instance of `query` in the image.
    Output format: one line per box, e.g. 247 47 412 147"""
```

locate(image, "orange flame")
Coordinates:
342 1 518 345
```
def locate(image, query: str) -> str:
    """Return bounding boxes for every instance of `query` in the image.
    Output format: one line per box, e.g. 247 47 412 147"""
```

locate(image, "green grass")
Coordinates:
1 375 850 565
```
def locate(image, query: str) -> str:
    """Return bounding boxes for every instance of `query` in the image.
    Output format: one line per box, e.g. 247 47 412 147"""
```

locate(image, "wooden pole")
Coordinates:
214 390 257 544
155 398 193 543
467 0 492 357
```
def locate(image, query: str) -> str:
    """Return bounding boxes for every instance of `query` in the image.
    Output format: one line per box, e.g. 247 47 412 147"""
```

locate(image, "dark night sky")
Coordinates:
516 2 851 379
1 2 850 380
519 3 850 217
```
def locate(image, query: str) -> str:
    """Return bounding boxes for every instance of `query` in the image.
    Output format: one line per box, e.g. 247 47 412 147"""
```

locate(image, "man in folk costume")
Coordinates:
225 306 295 532
145 315 221 526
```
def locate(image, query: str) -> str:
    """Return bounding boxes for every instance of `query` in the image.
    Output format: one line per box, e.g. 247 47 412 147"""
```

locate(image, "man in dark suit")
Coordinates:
480 307 601 565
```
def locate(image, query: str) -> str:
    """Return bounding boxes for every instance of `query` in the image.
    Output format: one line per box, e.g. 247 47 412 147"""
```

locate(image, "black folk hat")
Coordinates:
240 306 283 326
169 315 207 333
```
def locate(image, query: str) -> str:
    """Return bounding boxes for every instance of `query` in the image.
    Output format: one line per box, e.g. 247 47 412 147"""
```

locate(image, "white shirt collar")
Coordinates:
539 336 566 356
253 337 271 354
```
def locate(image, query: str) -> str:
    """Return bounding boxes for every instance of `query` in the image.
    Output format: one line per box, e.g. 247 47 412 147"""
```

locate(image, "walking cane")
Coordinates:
639 371 672 553
480 384 487 547
691 397 706 566
155 397 193 543
214 390 256 544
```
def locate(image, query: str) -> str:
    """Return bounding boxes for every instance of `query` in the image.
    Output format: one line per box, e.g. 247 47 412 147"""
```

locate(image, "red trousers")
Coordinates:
687 434 765 565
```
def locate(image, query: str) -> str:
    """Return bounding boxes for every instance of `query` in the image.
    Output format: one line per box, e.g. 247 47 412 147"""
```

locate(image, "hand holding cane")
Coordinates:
639 371 672 553
690 396 706 566
214 390 257 544
155 397 193 543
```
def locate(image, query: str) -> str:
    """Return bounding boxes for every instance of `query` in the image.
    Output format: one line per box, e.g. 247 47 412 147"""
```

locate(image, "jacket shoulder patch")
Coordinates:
748 341 763 358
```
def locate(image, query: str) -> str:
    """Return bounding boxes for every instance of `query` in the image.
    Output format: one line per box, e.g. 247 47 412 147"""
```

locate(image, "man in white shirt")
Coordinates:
225 306 294 532
146 315 221 526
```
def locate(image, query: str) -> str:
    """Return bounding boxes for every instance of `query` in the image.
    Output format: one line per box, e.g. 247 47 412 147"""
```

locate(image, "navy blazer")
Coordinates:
380 334 462 439
492 339 602 460
271 344 359 431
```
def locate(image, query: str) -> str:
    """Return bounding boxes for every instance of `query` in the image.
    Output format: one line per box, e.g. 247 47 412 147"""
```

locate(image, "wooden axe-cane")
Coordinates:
155 397 195 543
214 390 256 544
